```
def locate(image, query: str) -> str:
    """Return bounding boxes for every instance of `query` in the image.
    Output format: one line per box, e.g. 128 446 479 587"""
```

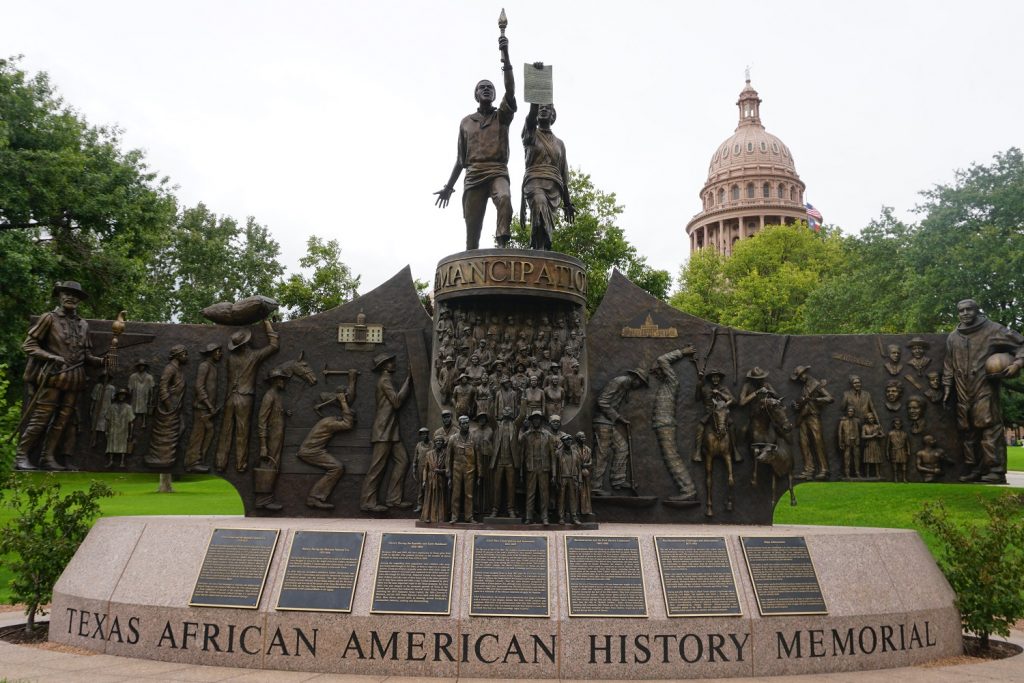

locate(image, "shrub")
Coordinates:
0 364 20 473
917 493 1024 649
0 473 113 634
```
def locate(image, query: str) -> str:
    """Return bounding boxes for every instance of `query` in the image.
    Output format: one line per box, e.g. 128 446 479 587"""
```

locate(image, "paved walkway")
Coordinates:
2 612 1022 682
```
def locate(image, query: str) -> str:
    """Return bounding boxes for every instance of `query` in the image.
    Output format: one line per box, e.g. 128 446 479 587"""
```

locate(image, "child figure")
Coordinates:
916 435 948 483
837 406 861 479
105 388 135 467
886 419 910 483
860 414 885 480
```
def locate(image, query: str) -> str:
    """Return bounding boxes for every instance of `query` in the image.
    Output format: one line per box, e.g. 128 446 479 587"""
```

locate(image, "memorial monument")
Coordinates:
15 8 1019 679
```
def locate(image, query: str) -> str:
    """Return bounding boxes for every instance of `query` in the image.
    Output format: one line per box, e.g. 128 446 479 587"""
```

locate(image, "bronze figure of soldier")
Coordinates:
435 32 516 249
943 299 1024 484
16 281 105 471
214 319 279 473
361 352 413 512
183 343 221 473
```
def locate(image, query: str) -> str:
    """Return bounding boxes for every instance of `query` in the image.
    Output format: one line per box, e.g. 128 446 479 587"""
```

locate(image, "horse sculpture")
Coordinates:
272 351 318 386
700 394 735 517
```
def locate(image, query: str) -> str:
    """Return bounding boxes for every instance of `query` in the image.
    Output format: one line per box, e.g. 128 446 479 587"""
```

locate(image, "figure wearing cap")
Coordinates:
438 355 457 406
214 319 279 473
520 410 555 524
183 343 222 473
15 280 105 470
433 409 456 443
128 358 155 426
649 347 699 503
553 432 582 525
447 414 478 523
738 366 785 460
452 373 476 422
592 367 649 493
790 365 834 480
253 367 292 512
906 337 932 376
360 352 413 512
434 26 517 250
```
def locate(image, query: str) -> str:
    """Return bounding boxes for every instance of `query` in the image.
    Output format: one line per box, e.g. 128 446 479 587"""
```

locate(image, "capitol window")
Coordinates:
746 183 755 199
730 185 739 201
718 188 726 204
762 182 770 198
778 183 785 199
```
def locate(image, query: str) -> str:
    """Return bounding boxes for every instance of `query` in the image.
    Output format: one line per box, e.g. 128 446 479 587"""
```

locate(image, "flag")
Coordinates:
805 203 823 232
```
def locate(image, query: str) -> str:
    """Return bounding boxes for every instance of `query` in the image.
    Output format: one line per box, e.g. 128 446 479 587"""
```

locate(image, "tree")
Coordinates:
917 494 1024 651
276 236 360 318
510 169 670 313
0 473 114 634
0 55 177 378
672 223 844 333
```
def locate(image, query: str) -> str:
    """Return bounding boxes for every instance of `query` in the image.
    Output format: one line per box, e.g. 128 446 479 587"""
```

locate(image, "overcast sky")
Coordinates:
3 0 1022 294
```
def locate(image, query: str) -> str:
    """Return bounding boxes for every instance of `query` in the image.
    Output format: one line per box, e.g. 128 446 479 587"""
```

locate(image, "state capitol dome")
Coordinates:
686 78 807 255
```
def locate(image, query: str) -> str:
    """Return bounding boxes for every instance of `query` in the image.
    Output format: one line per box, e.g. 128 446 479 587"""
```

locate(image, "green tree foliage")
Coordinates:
510 169 671 313
917 494 1024 650
277 236 361 318
0 473 114 634
153 205 285 323
0 365 21 473
672 223 844 333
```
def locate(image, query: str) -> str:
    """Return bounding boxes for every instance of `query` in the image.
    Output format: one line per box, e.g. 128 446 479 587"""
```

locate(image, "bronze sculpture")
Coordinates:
182 343 221 474
145 345 188 468
884 344 903 376
840 374 877 424
521 72 575 250
592 367 648 494
490 406 522 518
907 337 932 376
297 391 355 509
89 370 114 448
520 410 554 524
214 319 279 473
575 431 593 516
650 347 699 504
693 369 737 464
700 392 737 517
253 367 291 512
127 359 154 428
837 407 861 479
447 414 477 523
420 434 449 523
361 352 413 512
413 427 431 514
916 435 949 482
943 299 1024 484
906 395 927 435
104 388 134 468
860 414 884 480
16 281 105 471
883 380 904 412
554 432 582 525
435 13 517 250
790 365 832 480
886 418 909 483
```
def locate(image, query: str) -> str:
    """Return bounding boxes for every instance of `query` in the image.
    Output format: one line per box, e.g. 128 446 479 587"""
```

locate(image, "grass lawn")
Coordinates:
775 481 1024 556
0 472 242 605
1008 445 1023 472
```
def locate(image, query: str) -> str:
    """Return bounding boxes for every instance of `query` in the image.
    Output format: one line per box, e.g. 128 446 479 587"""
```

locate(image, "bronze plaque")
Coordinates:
565 535 647 617
470 534 549 617
189 528 279 609
371 532 456 615
654 536 742 617
276 530 365 612
741 536 828 616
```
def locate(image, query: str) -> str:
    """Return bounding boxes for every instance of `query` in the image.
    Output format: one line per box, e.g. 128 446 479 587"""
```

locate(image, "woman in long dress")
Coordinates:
420 435 449 523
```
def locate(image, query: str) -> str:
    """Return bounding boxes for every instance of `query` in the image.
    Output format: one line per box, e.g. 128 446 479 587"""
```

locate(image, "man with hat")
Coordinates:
183 343 222 473
434 29 517 250
452 373 476 422
361 352 413 512
490 405 522 518
790 365 834 480
438 355 457 405
592 367 649 493
128 358 155 427
434 409 456 443
943 299 1024 484
254 366 292 511
553 432 582 525
16 280 105 470
214 319 279 473
521 410 555 524
447 414 478 523
693 368 736 465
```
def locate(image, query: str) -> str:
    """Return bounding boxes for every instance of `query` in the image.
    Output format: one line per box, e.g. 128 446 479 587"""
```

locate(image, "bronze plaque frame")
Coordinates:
370 532 456 615
276 530 366 613
189 527 280 609
654 536 742 617
470 534 550 618
741 536 828 616
564 535 647 618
